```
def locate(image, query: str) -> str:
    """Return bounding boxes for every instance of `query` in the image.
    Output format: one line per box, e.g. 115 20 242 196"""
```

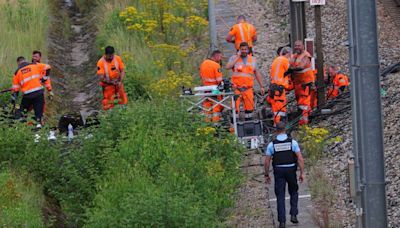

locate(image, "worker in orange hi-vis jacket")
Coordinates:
12 56 51 128
199 50 224 122
31 50 53 116
289 40 315 126
226 15 257 55
267 47 294 125
97 46 128 110
226 42 265 121
326 65 350 99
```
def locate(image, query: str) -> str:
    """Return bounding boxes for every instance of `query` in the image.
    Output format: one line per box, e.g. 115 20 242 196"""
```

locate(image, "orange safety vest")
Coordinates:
36 62 52 91
97 55 125 83
231 55 256 88
290 51 315 85
199 59 223 86
229 22 257 50
270 56 293 90
12 63 45 94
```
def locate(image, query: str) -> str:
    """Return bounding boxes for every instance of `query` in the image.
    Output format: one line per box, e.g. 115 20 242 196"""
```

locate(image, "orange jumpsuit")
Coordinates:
199 59 223 122
327 73 349 99
230 55 257 116
97 55 128 110
289 51 315 125
267 56 293 124
228 22 257 51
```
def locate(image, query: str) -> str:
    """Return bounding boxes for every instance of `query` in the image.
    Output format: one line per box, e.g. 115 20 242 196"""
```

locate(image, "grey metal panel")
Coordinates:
348 0 388 226
289 1 306 47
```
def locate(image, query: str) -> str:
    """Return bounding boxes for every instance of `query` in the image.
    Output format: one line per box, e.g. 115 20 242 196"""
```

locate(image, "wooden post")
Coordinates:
314 5 325 107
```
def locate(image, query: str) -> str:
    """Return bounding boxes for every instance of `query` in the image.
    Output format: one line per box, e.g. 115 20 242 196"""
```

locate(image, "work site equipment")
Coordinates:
181 81 269 149
181 83 238 135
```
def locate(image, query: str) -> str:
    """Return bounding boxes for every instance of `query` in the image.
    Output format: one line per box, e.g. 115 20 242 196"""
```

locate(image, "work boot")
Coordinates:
290 215 299 224
279 222 285 228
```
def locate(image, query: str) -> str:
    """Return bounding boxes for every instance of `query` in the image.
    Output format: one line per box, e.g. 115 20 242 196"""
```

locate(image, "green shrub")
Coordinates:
0 170 44 227
95 0 208 100
84 101 242 227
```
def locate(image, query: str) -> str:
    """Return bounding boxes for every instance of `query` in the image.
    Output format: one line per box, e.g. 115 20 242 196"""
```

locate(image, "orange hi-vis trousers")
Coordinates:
234 87 254 113
267 90 287 125
294 83 312 125
203 95 223 122
101 83 128 110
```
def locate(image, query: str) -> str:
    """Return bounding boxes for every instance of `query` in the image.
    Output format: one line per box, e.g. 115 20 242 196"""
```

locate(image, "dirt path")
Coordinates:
48 0 100 119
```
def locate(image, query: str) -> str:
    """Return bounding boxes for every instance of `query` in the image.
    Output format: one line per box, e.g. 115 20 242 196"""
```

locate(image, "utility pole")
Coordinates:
348 0 388 226
208 0 218 51
314 5 325 107
289 0 307 47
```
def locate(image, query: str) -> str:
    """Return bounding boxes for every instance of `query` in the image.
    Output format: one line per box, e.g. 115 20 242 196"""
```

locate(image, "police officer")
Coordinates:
264 122 305 228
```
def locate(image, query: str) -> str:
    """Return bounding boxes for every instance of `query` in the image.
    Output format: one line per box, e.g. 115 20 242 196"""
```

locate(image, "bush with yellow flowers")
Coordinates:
297 126 342 163
119 1 208 44
297 126 344 227
149 71 193 97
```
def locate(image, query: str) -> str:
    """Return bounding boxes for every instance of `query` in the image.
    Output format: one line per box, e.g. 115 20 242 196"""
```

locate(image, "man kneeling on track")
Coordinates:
326 65 349 99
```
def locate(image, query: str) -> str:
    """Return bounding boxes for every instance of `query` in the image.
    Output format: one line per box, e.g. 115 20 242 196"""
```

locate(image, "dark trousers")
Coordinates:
21 90 45 122
274 166 299 223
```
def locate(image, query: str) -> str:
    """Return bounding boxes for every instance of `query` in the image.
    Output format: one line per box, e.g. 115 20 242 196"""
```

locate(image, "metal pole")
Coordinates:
347 0 363 227
289 1 306 47
349 0 388 226
314 5 325 107
208 0 218 51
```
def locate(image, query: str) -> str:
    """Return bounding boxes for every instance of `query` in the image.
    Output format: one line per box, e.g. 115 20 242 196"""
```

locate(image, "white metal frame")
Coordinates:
180 92 238 135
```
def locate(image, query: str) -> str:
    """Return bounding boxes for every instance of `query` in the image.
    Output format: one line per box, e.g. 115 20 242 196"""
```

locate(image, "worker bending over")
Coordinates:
199 50 224 122
226 15 257 54
326 65 349 99
97 46 128 110
12 56 52 128
226 42 265 120
267 47 294 125
265 122 305 228
289 40 315 125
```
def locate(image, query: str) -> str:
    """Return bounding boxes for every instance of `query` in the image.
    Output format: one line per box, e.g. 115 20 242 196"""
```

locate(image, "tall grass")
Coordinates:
0 0 49 88
0 170 44 227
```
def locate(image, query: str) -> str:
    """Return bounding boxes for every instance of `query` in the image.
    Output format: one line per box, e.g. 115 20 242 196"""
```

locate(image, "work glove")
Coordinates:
48 91 54 101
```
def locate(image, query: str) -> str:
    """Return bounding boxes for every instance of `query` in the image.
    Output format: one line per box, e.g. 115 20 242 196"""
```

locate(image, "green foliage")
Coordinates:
0 1 241 227
0 170 44 227
309 166 342 228
0 0 49 87
297 126 341 164
84 101 242 227
95 0 208 99
297 126 343 227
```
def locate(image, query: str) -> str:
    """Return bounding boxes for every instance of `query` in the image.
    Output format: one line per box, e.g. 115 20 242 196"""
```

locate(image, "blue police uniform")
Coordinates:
266 133 300 223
